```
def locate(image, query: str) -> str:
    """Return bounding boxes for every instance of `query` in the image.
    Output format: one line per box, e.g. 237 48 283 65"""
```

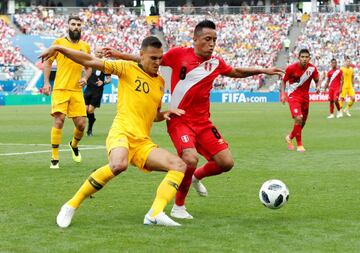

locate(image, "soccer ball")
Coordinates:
259 179 289 209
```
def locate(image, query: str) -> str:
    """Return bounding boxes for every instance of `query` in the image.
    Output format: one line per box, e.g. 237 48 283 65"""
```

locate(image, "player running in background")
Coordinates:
339 57 355 117
40 36 187 227
103 20 284 219
43 15 92 169
84 48 112 136
324 59 343 119
281 49 320 152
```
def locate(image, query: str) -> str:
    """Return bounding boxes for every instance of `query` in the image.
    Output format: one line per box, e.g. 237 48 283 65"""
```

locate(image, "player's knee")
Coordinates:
54 118 65 128
181 152 199 168
110 160 128 175
76 121 86 131
169 157 187 173
219 158 234 172
294 116 303 125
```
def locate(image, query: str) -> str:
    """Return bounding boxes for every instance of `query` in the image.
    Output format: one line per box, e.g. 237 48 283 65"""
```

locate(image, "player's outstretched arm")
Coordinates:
280 80 286 105
42 59 53 96
224 67 284 78
102 47 140 62
154 108 185 122
39 45 104 71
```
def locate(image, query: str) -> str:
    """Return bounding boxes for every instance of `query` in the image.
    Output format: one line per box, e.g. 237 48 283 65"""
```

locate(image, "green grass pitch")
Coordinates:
1 103 359 253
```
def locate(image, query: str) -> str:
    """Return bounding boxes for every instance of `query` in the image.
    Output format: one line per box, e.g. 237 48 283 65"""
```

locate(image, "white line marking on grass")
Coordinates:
0 143 104 147
0 146 105 156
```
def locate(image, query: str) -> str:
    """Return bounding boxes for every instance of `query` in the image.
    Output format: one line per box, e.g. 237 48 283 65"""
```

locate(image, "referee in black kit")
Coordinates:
84 48 111 136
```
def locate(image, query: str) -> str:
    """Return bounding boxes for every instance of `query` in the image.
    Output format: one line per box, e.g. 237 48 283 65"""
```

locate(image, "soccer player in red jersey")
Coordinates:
281 49 320 152
324 59 343 119
103 20 283 219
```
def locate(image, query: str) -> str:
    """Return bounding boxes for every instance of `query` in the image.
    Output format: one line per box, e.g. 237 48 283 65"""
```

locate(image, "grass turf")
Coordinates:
0 103 359 253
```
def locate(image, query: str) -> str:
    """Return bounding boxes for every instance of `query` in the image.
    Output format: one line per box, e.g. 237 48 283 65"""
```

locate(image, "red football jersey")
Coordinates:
327 68 342 90
283 62 319 99
161 47 232 121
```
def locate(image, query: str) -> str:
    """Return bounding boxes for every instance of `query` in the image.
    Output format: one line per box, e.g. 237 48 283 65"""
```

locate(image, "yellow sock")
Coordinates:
339 100 343 109
51 127 62 160
346 100 354 110
150 170 184 217
71 128 84 148
67 165 115 208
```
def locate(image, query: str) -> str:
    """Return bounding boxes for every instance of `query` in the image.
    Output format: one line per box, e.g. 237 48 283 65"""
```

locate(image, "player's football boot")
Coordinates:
192 176 208 197
327 114 335 119
297 145 306 152
336 111 343 118
285 135 295 151
50 159 59 169
170 204 194 219
69 141 82 163
86 130 93 136
144 212 181 226
344 109 351 117
56 203 76 228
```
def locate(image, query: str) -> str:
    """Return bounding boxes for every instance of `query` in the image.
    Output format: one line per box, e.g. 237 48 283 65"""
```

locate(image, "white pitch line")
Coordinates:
0 146 105 156
0 143 104 147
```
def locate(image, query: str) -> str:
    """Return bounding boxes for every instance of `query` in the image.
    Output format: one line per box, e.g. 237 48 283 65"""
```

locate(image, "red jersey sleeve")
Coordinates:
327 71 331 79
313 67 319 80
218 57 233 75
161 47 181 67
283 65 292 83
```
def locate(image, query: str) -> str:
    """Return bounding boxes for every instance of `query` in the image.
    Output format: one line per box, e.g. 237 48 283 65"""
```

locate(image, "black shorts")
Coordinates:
84 88 103 108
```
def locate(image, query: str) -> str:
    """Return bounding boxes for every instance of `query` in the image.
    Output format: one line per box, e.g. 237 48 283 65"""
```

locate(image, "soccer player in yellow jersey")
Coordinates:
339 57 355 117
43 16 92 169
40 36 187 227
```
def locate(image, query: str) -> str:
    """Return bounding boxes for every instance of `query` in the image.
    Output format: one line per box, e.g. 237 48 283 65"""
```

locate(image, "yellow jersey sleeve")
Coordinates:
103 60 127 77
52 38 91 91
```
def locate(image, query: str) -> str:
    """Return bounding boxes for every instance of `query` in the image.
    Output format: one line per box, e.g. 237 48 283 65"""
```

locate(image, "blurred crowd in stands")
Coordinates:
2 6 359 92
290 13 360 89
0 19 26 81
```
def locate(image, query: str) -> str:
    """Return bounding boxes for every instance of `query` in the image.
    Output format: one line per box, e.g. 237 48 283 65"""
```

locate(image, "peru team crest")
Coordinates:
181 135 189 143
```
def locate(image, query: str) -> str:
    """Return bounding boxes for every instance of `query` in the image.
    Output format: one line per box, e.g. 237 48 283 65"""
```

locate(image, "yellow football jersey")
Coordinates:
104 60 164 138
340 66 354 89
50 37 91 91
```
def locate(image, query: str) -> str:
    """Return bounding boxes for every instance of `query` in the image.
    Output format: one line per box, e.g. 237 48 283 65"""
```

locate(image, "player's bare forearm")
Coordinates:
225 67 284 78
280 81 287 104
103 47 140 62
40 45 104 70
43 60 52 85
84 66 92 81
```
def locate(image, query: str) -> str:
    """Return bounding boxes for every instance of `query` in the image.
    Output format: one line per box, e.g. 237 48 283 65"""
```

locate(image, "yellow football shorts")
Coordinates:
106 127 157 172
51 89 86 117
340 87 355 98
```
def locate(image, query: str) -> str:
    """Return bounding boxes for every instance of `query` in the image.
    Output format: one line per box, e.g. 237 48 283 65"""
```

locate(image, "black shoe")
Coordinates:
50 159 59 169
87 130 93 136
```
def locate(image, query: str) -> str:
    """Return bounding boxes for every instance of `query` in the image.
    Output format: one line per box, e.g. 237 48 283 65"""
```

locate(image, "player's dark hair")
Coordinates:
331 58 337 62
194 20 216 36
141 36 162 49
298 48 310 56
68 15 82 23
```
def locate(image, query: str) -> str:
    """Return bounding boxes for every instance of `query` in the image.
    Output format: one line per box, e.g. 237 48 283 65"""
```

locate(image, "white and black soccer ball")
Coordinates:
259 179 289 209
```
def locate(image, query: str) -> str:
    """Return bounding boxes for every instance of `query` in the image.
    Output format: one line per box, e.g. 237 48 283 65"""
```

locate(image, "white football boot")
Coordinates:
327 114 335 119
192 176 208 197
144 211 181 226
170 204 193 219
336 111 343 118
56 203 76 228
344 109 351 117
